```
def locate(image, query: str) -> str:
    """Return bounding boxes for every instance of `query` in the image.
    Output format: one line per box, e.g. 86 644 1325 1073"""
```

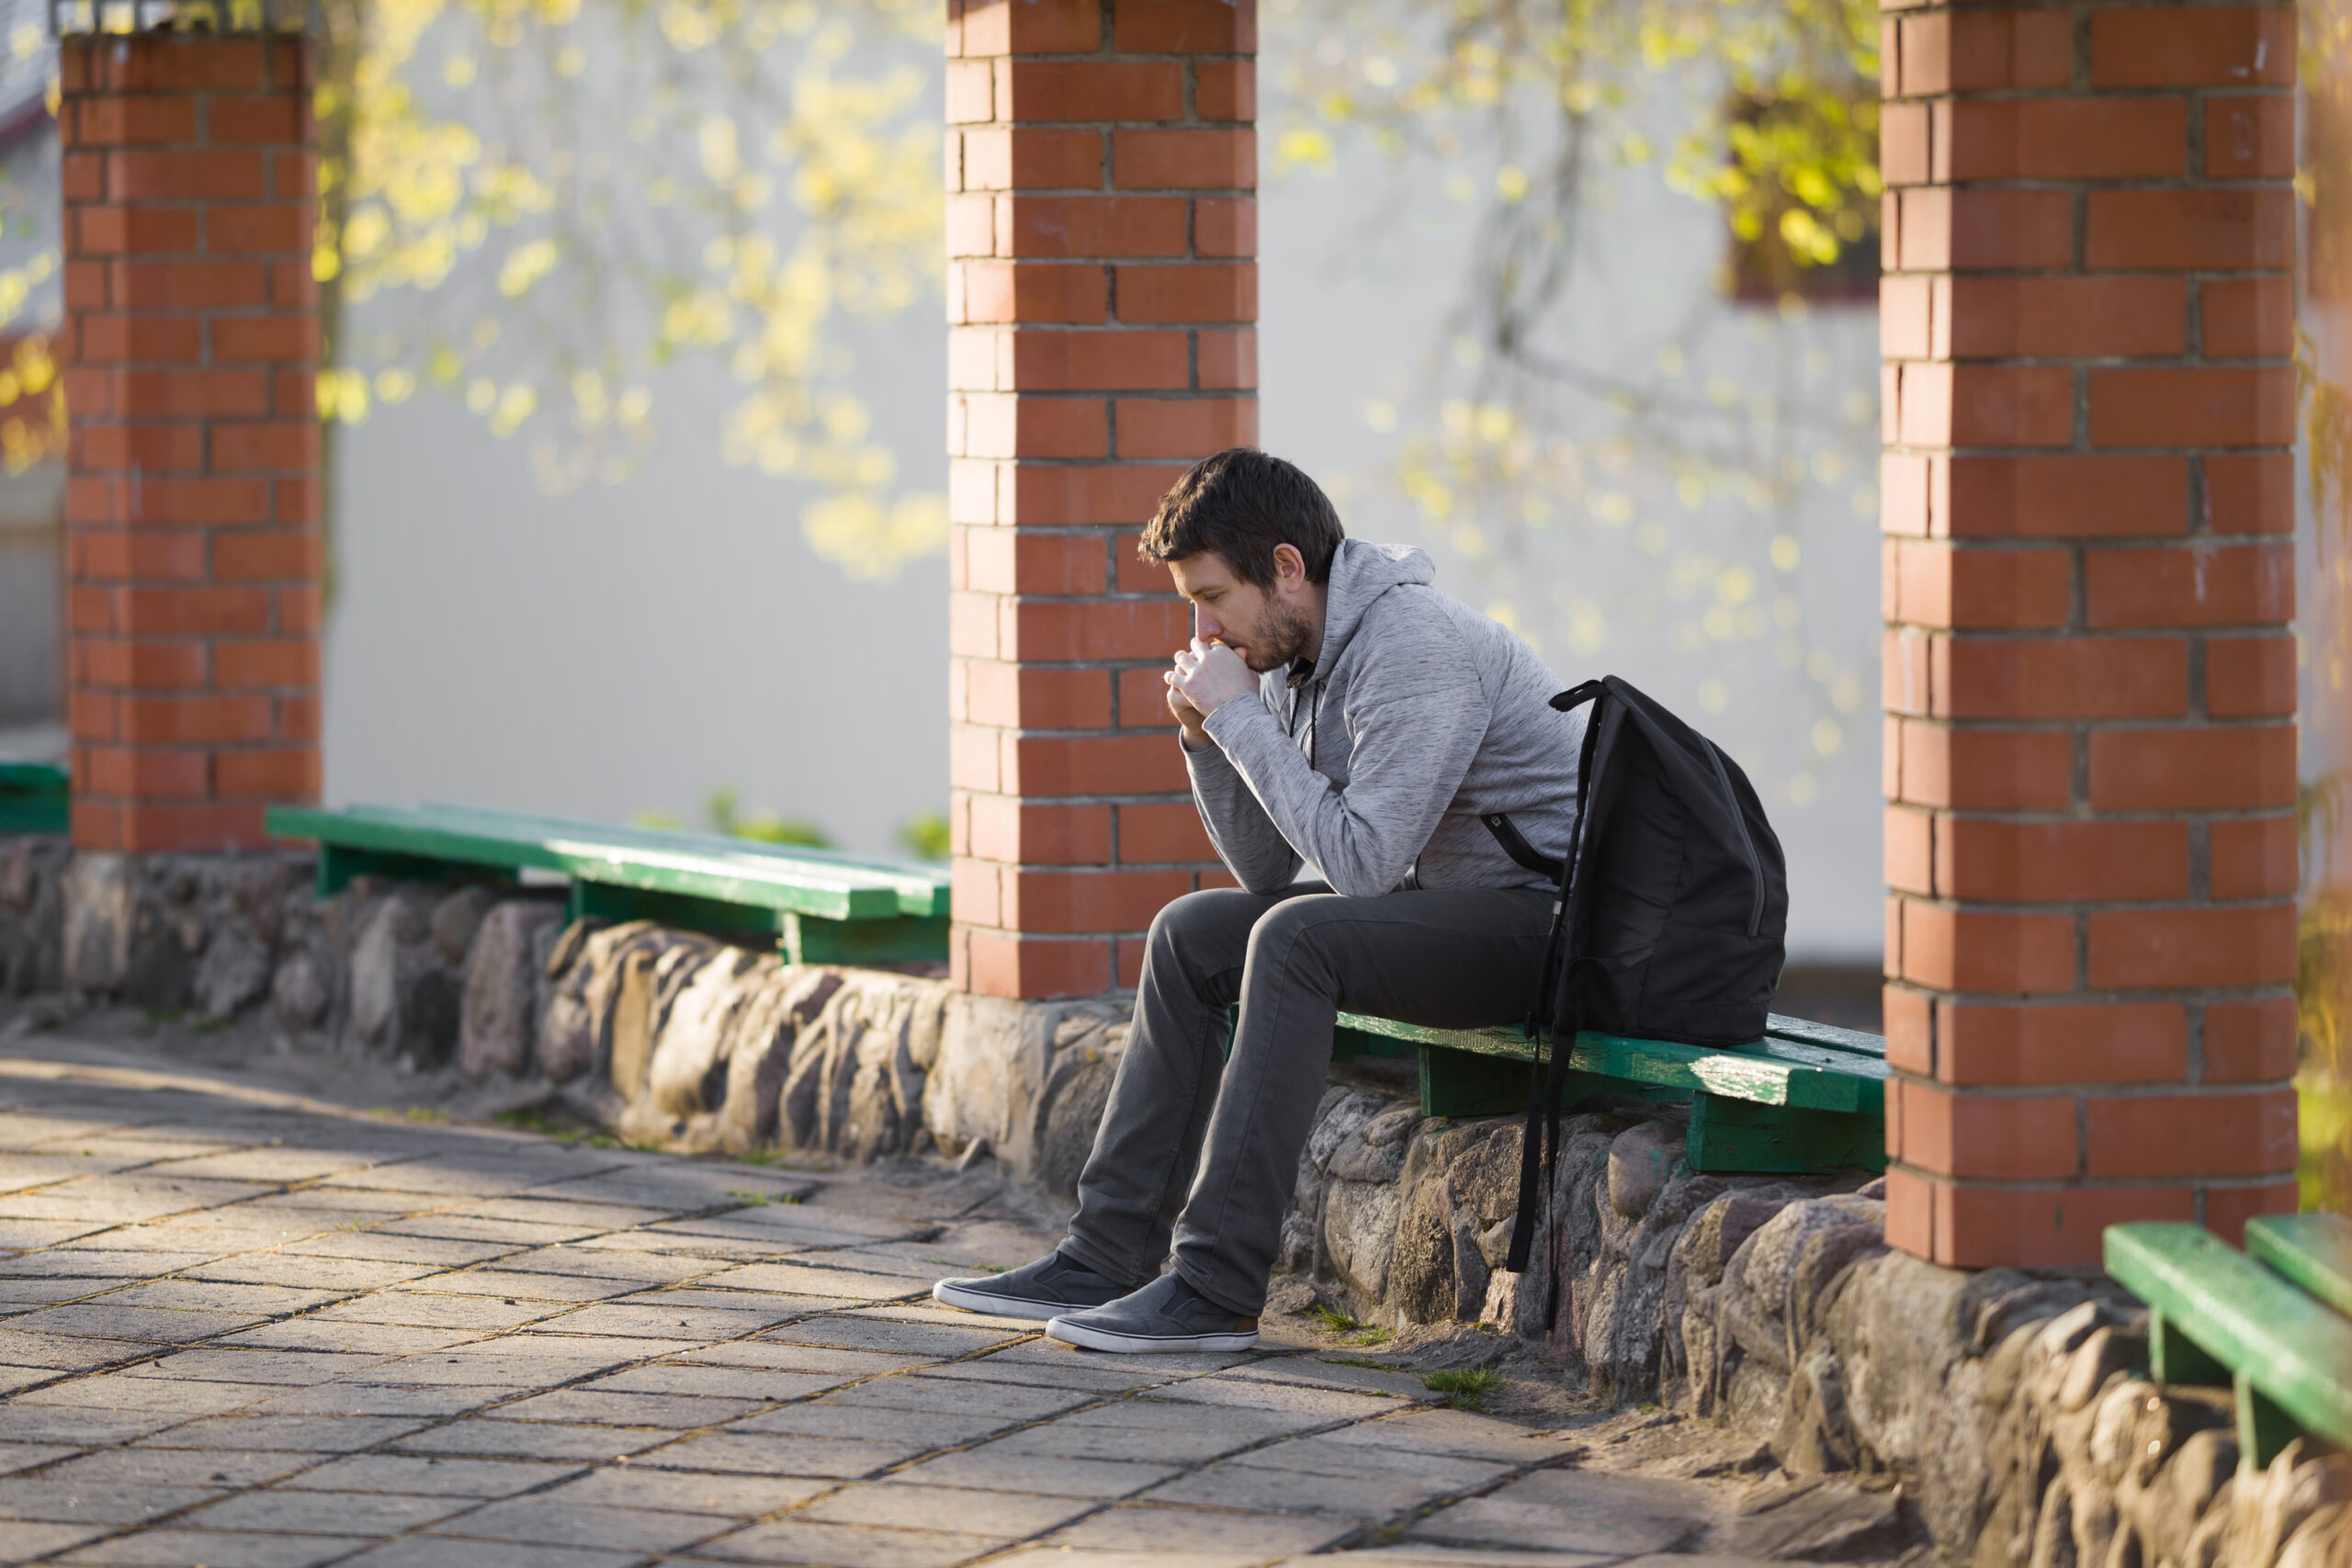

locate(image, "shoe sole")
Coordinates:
1043 1314 1259 1355
931 1278 1083 1321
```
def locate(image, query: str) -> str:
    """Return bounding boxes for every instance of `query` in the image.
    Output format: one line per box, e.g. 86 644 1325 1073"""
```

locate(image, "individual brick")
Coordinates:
2199 277 2295 360
1893 721 2074 811
1935 1000 2189 1087
966 930 1114 999
2209 815 2298 900
1895 1080 2078 1181
2205 95 2295 179
2087 367 2295 449
2202 995 2299 1082
2082 543 2294 628
1002 868 1197 932
1934 818 2188 903
2085 726 2297 809
1936 97 2187 182
1894 899 2076 993
2204 636 2297 717
1935 636 2186 721
2084 189 2296 271
2089 6 2296 86
2083 1089 2297 1178
2085 904 2299 988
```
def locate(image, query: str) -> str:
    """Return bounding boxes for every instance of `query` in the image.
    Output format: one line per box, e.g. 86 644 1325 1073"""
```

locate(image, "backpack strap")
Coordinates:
1480 814 1563 881
1504 684 1611 1279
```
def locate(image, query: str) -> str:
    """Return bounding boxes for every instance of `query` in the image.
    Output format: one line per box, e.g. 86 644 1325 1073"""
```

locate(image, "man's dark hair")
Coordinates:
1137 448 1344 589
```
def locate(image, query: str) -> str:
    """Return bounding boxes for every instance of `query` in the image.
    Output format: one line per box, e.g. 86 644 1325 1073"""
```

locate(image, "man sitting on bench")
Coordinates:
933 448 1587 1352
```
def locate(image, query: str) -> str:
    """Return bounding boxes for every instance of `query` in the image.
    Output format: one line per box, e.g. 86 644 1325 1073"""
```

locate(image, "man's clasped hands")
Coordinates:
1163 638 1258 746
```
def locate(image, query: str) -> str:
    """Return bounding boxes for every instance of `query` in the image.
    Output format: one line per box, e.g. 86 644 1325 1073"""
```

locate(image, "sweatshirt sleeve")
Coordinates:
1201 613 1488 898
1183 728 1304 896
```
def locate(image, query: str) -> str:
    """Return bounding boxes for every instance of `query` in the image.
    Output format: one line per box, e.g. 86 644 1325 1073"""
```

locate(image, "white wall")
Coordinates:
322 7 1889 958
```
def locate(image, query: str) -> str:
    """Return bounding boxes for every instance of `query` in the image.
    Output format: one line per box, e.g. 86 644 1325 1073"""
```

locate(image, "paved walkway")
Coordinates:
0 1040 1890 1568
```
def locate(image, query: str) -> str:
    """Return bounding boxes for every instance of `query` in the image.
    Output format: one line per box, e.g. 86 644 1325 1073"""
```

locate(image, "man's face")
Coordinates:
1169 551 1315 674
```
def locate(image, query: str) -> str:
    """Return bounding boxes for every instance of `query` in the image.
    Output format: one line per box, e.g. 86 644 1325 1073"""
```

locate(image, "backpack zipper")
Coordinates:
1703 740 1767 938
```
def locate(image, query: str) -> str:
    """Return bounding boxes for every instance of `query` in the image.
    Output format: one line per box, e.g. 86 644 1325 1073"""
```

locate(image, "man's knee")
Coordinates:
1241 894 1346 977
1148 887 1264 953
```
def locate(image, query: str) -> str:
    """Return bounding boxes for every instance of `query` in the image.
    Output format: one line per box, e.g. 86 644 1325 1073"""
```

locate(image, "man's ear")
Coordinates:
1272 542 1306 592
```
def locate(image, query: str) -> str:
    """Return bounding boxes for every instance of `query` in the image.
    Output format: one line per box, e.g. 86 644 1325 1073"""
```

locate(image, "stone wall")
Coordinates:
2 840 2344 1568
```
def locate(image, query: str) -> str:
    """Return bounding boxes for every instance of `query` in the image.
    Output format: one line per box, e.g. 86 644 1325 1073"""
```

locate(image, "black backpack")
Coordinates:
1482 675 1790 1272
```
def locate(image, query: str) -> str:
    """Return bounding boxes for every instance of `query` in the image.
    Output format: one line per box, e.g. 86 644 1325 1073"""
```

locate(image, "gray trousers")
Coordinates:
1059 881 1555 1316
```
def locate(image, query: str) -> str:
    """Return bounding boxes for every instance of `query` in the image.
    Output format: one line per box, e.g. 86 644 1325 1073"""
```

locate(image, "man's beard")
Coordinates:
1238 599 1315 673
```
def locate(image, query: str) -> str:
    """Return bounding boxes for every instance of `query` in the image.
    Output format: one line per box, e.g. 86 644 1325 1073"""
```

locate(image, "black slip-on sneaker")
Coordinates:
932 1250 1140 1321
1044 1272 1259 1354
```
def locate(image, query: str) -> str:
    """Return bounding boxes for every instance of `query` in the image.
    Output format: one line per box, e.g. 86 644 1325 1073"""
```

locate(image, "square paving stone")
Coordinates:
284 1453 586 1496
584 1365 846 1402
691 1264 926 1302
0 1250 218 1280
99 1280 349 1315
490 1390 765 1428
15 1374 280 1416
540 1469 827 1516
4 1303 266 1342
800 1483 1094 1537
491 1249 713 1284
0 1477 224 1523
0 1328 161 1370
1145 1463 1455 1519
182 1256 438 1292
183 1486 481 1535
1225 1438 1510 1490
0 1523 106 1559
0 1406 183 1445
685 1519 1009 1568
55 1528 377 1567
810 1379 1089 1421
307 1293 560 1331
912 1360 1171 1394
728 1405 1012 1448
674 1343 926 1378
31 1447 326 1489
452 1199 677 1230
969 1425 1252 1466
422 1269 646 1302
245 1383 491 1418
882 1450 1181 1500
281 1233 519 1267
1314 1410 1574 1465
217 1320 491 1355
535 1304 795 1340
753 1319 1017 1359
429 1497 724 1552
1401 1472 1707 1559
1041 1505 1361 1557
390 1420 677 1461
640 1432 918 1479
119 1348 394 1386
0 1277 121 1305
1061 1400 1327 1438
1148 1379 1408 1421
135 1415 429 1452
379 1216 602 1246
0 1221 111 1249
0 1440 76 1474
335 1537 648 1568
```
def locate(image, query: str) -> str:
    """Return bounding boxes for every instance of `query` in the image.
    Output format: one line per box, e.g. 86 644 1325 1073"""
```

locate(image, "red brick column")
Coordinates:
60 33 320 853
1880 2 2300 1265
945 0 1255 998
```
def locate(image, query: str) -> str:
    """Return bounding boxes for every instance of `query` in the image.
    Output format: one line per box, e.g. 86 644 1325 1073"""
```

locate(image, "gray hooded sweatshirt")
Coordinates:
1186 538 1588 899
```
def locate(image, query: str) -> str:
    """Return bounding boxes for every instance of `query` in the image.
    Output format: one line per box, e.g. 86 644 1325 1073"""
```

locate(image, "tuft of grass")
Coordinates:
1351 1325 1395 1347
1305 1302 1361 1334
1423 1367 1503 1413
402 1107 449 1123
725 1190 773 1207
1320 1355 1396 1371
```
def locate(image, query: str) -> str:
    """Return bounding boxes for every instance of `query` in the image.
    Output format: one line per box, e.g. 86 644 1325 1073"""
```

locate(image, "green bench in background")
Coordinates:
0 761 68 835
1334 1011 1887 1175
266 803 949 966
2105 1213 2352 1468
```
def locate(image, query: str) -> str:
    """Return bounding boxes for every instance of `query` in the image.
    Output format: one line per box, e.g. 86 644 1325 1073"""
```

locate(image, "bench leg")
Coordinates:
1686 1093 1886 1174
1415 1045 1694 1121
570 882 784 940
783 913 950 965
317 845 475 896
2150 1306 2231 1386
2235 1370 2300 1472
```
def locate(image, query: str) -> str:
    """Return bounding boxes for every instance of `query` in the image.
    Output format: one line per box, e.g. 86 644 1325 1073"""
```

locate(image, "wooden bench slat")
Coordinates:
0 761 68 835
2104 1222 2352 1455
266 805 946 923
1334 1012 1885 1115
2245 1213 2352 1319
1765 1014 1887 1060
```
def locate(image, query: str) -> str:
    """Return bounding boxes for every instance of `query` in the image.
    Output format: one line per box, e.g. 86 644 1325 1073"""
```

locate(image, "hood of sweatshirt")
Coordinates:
1297 538 1435 683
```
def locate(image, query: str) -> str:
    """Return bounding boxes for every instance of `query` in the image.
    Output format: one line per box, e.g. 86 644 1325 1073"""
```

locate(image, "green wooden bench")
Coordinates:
2105 1213 2352 1467
1333 1011 1887 1175
0 761 68 835
265 803 948 965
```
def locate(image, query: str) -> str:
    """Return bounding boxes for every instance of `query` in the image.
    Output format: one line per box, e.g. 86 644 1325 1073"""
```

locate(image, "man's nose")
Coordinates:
1193 606 1221 641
